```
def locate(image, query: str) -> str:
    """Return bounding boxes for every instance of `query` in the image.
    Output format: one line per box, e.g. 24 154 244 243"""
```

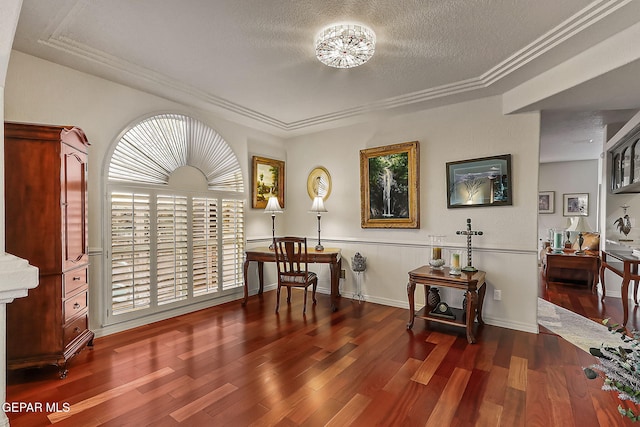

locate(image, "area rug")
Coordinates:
537 298 630 353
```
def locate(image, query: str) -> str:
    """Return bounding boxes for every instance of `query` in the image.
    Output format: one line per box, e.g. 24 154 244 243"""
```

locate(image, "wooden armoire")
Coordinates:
4 122 94 378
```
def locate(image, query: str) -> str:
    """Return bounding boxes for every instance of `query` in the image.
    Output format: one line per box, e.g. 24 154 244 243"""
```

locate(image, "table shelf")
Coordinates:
407 266 486 344
414 306 474 328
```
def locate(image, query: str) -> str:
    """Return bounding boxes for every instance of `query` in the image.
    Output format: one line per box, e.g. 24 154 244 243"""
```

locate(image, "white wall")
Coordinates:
5 51 542 335
271 96 541 332
538 160 599 247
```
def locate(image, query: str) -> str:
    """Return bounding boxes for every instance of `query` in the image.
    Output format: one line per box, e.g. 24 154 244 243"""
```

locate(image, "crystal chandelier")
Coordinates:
315 24 376 69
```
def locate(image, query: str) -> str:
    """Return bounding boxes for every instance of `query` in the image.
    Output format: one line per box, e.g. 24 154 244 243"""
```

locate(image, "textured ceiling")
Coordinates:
10 0 640 149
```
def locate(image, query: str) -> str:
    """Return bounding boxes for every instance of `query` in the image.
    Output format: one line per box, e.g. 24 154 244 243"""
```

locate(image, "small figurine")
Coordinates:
615 204 632 239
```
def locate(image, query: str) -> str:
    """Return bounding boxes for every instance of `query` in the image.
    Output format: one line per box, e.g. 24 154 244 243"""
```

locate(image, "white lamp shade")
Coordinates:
563 217 573 229
309 196 328 213
264 197 282 213
567 216 592 233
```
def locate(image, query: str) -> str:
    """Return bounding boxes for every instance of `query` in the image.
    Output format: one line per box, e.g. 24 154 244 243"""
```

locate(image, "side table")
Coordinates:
407 266 486 344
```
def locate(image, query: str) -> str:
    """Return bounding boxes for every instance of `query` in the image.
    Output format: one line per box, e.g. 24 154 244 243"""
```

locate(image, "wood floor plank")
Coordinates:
425 367 472 427
410 333 456 385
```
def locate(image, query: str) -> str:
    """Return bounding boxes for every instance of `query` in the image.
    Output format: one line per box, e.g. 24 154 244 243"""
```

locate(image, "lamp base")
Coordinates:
315 244 324 251
462 266 477 273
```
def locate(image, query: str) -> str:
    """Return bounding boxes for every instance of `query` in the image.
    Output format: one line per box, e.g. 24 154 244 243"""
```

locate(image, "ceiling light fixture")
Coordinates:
315 24 376 69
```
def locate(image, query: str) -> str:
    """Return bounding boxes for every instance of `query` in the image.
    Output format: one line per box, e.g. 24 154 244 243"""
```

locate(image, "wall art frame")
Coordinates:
446 154 512 208
252 156 285 209
359 141 419 229
538 191 555 214
563 192 588 216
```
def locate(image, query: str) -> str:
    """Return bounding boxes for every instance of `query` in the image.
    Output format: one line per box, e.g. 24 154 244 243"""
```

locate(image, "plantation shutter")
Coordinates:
156 195 189 305
192 197 219 296
221 199 245 290
111 192 151 315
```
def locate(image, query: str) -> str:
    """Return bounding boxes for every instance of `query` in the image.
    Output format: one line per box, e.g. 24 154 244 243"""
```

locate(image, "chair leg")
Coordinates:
303 287 308 313
287 287 291 303
312 280 317 304
275 285 281 313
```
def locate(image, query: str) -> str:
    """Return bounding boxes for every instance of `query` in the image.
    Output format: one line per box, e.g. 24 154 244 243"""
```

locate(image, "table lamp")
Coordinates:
309 196 327 251
264 196 282 250
566 216 592 254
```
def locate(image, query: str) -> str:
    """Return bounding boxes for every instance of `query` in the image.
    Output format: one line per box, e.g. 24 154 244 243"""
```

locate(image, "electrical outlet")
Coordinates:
494 289 502 301
340 269 345 279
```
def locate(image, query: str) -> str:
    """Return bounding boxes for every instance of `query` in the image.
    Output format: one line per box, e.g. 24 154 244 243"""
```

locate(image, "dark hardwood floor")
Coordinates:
6 274 639 426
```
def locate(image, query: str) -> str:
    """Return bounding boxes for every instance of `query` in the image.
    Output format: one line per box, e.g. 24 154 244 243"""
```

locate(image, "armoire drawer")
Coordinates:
64 267 88 297
63 314 88 348
64 291 88 322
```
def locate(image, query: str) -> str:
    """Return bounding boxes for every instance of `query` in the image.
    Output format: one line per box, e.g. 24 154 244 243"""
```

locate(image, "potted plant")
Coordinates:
584 319 640 421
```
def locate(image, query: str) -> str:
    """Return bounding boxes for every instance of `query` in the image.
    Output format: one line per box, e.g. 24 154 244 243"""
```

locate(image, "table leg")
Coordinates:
622 263 631 327
407 281 416 329
599 262 607 302
242 259 250 306
330 258 341 312
466 290 478 344
476 283 486 325
634 264 639 306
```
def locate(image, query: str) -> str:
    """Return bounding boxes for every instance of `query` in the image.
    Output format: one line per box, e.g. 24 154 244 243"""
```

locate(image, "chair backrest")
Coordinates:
273 237 310 283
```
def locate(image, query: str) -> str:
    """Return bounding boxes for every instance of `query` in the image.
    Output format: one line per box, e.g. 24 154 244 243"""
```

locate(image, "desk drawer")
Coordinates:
63 314 88 347
64 267 88 297
64 291 88 322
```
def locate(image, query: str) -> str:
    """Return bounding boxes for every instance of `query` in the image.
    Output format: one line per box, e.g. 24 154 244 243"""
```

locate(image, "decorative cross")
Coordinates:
456 218 483 272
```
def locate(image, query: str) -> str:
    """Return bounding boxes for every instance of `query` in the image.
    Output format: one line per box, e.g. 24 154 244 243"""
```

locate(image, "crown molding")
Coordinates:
35 0 632 134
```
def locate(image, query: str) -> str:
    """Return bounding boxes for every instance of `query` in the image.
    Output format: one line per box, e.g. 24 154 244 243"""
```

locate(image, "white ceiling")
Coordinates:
10 0 640 157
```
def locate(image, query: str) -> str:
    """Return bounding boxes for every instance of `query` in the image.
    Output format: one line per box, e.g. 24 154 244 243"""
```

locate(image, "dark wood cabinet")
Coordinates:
610 124 640 193
4 122 93 378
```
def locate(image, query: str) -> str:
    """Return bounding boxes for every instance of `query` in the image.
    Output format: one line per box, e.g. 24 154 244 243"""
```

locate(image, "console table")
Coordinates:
243 247 342 311
599 250 640 327
545 251 600 291
407 266 486 344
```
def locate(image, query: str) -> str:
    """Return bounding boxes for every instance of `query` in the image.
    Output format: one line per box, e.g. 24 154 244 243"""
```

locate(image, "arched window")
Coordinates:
105 114 244 324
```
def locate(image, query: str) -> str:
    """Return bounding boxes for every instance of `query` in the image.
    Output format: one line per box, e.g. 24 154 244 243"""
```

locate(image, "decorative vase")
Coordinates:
427 288 441 308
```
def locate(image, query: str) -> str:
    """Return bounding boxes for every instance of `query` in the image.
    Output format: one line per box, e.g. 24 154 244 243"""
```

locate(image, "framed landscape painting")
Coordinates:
252 156 284 209
359 141 419 229
538 191 554 214
446 154 512 208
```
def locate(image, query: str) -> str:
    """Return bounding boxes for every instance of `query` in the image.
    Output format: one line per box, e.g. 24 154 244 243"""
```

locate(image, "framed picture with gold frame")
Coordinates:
307 166 332 200
359 141 420 229
252 156 284 209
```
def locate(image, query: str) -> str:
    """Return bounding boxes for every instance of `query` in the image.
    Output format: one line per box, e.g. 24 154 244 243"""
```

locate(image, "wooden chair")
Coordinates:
273 237 318 313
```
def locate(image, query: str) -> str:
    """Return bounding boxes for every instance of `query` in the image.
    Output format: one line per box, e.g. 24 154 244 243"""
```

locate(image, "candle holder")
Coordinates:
428 235 445 269
551 229 564 254
449 249 463 275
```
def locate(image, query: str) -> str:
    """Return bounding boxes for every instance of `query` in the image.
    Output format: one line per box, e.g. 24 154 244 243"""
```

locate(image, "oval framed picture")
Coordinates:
307 166 332 201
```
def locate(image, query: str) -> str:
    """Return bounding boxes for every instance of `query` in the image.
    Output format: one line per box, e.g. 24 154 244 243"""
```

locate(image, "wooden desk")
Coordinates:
407 266 486 344
243 247 342 311
599 250 640 327
545 251 600 291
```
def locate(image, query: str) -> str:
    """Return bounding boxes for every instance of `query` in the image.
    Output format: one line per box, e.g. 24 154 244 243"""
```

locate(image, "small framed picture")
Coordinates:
251 156 285 209
563 193 588 216
538 191 554 214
